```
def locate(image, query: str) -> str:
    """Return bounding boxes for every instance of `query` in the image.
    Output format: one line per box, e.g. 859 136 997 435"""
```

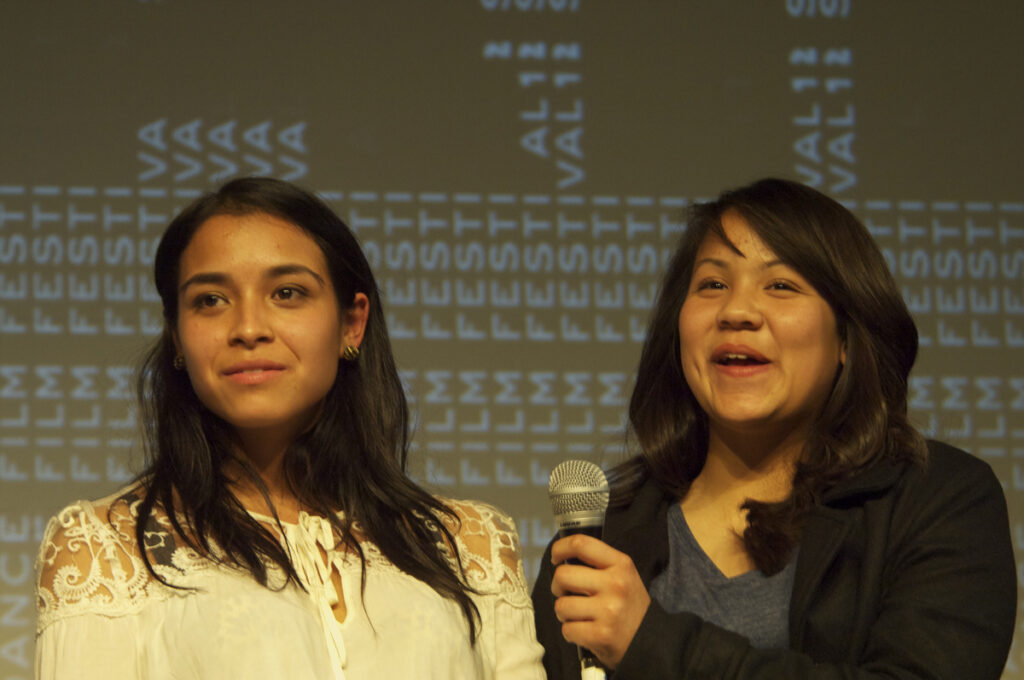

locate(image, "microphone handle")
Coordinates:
557 524 602 565
556 524 608 679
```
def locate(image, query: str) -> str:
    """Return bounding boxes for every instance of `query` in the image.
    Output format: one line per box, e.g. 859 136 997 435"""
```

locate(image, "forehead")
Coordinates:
692 210 776 264
179 212 328 276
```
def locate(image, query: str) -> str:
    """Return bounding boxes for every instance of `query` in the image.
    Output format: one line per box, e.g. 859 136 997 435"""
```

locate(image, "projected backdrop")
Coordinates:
1 2 1022 676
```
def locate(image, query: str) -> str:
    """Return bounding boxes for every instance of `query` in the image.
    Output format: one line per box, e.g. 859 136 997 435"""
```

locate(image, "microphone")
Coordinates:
548 460 610 680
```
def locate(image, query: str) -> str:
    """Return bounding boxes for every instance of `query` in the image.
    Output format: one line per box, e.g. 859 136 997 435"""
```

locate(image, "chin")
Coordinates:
217 411 305 433
709 410 785 431
708 403 776 422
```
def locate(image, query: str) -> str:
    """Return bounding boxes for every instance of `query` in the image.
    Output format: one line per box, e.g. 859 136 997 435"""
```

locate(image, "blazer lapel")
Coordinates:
789 460 906 649
788 506 852 649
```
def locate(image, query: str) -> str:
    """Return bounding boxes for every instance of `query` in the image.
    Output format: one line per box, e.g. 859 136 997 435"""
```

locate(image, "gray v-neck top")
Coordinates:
649 503 796 649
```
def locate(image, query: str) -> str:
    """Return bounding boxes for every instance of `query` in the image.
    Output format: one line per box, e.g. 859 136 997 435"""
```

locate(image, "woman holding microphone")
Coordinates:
533 178 1015 679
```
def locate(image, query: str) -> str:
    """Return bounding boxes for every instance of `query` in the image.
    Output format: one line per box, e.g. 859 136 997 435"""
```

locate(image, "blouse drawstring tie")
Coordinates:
285 511 348 680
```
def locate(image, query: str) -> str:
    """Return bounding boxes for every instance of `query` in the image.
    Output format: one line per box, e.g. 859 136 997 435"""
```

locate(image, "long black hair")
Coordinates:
133 176 479 638
619 178 926 573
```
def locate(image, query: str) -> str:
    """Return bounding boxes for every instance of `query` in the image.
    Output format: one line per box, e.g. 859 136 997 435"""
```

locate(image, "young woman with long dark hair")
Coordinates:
36 177 545 679
532 178 1015 679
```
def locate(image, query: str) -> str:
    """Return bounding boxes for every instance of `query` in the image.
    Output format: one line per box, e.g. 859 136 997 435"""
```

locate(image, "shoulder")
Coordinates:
35 485 200 632
438 498 530 602
922 438 997 475
37 487 143 574
899 439 1004 502
441 498 521 566
879 440 1012 556
828 439 1003 507
443 498 518 538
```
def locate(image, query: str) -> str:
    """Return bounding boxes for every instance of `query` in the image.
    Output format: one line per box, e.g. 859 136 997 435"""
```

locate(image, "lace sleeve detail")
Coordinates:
442 499 531 608
35 490 203 632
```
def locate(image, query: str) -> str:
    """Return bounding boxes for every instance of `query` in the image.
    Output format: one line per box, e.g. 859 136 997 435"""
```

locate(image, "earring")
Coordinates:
342 345 360 362
173 355 185 370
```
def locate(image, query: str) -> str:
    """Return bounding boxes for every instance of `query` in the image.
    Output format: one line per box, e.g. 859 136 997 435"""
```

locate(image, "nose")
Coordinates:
716 287 763 330
229 297 273 347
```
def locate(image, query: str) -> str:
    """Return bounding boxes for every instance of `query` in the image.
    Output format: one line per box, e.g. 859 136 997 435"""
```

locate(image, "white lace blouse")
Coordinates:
35 488 546 679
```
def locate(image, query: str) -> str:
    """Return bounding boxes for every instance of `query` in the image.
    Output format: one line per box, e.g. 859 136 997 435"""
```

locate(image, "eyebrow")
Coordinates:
693 256 786 270
179 264 326 294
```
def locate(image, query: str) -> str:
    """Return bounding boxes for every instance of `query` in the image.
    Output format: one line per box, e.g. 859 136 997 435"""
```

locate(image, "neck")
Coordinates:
691 424 806 504
225 429 299 519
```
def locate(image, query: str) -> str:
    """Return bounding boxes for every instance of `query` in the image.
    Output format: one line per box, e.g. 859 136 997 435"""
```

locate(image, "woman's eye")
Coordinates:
196 294 222 308
274 287 305 301
695 279 725 291
768 280 797 291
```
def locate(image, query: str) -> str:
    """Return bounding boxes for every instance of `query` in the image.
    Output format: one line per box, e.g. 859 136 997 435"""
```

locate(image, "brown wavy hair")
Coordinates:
616 178 926 574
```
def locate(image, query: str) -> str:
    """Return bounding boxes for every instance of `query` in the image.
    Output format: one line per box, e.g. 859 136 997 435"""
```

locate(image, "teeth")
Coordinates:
724 353 749 360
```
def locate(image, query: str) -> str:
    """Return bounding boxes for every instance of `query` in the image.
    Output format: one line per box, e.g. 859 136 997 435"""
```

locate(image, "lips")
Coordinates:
710 345 770 366
223 360 286 375
222 360 286 385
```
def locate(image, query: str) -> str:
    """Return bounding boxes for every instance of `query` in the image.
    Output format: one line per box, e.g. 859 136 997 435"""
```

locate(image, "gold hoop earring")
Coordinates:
173 355 185 370
342 345 360 362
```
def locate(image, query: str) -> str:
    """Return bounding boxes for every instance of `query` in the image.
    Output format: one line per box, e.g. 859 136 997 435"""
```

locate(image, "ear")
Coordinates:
170 328 182 355
839 341 847 366
340 292 370 354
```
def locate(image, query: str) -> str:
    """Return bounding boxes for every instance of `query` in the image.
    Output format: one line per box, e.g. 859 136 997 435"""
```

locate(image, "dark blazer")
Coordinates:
532 440 1016 679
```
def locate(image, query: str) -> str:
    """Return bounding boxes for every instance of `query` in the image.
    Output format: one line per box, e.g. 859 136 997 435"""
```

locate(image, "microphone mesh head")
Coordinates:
548 459 610 519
